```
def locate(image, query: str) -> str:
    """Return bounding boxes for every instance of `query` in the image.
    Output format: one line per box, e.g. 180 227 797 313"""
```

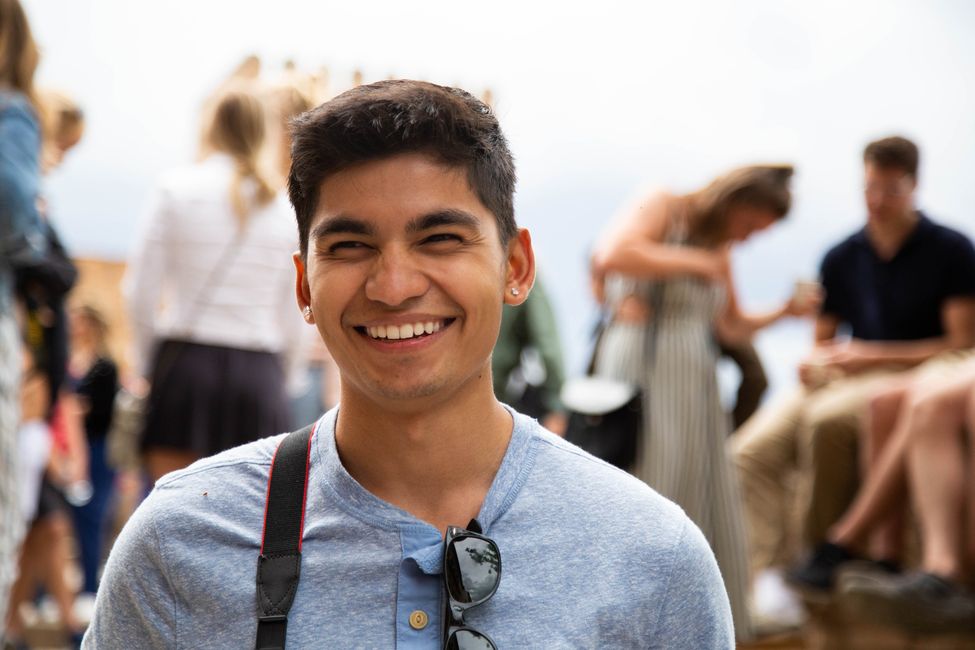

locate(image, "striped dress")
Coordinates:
0 312 25 628
594 234 753 640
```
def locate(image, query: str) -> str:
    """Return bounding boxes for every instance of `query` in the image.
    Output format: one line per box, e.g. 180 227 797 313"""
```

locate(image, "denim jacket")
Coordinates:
0 90 46 312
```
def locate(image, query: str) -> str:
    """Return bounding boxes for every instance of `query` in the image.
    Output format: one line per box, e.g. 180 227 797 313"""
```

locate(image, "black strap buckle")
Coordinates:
256 614 289 650
255 424 316 650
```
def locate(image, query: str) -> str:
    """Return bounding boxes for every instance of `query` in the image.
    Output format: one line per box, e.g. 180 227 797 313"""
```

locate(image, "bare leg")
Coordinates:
4 512 81 638
37 512 81 633
4 524 40 640
862 385 909 561
144 448 199 484
905 372 975 581
829 383 912 553
964 384 975 581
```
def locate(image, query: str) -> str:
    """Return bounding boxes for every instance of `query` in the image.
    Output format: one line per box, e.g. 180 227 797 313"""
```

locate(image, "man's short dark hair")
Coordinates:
863 136 920 178
288 80 517 256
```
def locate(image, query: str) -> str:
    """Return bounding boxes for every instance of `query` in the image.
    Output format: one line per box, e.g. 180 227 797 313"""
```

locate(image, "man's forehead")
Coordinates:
864 162 913 180
309 154 496 238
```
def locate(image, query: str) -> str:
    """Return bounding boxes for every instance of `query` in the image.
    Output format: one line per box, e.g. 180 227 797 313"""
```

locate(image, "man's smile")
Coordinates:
356 317 457 341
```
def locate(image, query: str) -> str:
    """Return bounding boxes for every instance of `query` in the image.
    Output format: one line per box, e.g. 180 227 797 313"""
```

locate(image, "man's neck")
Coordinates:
865 208 919 260
333 380 512 535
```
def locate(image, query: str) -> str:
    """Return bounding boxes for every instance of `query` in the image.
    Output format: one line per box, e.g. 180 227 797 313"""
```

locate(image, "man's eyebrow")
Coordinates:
310 216 375 240
406 210 481 233
310 210 481 241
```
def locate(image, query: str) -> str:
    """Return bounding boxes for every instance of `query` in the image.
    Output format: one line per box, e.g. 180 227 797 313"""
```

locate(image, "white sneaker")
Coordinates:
37 595 60 625
73 592 97 627
751 568 806 634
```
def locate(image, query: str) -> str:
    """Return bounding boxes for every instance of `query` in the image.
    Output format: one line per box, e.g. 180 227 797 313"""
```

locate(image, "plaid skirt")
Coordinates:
140 339 292 458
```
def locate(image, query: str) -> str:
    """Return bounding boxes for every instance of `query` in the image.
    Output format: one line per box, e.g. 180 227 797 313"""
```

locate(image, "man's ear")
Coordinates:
293 251 315 323
503 228 536 306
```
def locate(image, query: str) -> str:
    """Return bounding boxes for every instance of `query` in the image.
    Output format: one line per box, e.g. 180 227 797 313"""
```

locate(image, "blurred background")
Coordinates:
7 2 975 648
25 0 975 399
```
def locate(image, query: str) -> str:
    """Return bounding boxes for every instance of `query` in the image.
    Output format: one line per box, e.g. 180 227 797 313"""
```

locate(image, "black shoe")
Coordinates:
834 557 901 585
787 541 859 592
839 571 975 635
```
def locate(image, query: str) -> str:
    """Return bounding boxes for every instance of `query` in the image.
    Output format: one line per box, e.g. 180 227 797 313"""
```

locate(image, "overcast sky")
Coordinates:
26 0 975 398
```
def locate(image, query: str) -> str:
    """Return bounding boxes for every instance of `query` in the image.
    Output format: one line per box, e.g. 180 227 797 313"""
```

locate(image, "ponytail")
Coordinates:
228 150 276 226
205 86 277 227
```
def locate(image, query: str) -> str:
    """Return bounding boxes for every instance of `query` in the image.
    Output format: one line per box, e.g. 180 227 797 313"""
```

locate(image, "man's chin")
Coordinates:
369 379 449 404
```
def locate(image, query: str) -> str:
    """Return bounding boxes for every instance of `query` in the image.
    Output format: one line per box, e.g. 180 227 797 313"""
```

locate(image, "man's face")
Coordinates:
295 152 533 409
864 162 916 224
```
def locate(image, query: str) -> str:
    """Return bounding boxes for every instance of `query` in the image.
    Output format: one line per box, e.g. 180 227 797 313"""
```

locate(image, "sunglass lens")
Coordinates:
444 536 500 604
446 629 496 650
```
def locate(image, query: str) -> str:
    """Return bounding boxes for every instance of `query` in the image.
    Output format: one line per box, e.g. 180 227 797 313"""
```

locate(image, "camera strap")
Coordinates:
254 421 317 650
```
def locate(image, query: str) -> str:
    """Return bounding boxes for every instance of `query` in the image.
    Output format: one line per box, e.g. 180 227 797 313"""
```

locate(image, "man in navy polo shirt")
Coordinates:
732 136 975 608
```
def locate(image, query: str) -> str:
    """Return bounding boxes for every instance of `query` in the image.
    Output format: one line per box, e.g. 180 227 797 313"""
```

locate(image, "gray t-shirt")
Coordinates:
84 408 733 648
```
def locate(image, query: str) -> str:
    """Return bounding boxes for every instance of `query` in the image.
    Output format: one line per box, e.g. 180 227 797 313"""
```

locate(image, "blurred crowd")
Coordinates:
587 140 975 641
3 0 975 646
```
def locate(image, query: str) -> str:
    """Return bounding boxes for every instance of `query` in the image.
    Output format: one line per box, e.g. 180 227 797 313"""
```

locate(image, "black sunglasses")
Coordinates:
442 519 501 650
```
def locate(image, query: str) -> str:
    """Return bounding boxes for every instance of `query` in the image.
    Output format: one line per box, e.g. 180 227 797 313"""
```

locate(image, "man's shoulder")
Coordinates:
147 434 286 518
506 419 730 643
523 421 692 547
922 217 975 254
157 434 283 483
821 230 863 267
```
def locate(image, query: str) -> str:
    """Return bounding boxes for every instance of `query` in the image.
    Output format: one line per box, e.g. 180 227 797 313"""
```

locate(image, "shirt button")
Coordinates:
409 610 429 630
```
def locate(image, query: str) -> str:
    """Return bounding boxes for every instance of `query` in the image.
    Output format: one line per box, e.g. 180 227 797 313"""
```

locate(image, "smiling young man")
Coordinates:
84 80 733 648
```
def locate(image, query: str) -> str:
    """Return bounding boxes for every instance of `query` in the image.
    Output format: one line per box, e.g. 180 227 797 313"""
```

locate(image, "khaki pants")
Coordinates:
729 370 904 574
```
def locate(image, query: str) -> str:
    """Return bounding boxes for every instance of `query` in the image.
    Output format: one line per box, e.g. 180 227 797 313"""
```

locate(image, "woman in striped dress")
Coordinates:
591 165 817 639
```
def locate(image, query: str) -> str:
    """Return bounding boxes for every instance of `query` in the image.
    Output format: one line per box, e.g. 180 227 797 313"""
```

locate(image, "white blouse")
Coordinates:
124 154 308 392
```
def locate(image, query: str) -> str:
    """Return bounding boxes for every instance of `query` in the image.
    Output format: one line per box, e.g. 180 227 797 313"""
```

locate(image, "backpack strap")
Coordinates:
255 422 317 650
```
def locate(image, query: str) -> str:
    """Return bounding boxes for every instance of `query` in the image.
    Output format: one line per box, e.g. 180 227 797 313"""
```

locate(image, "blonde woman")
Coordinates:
125 86 305 482
66 305 118 598
266 79 342 424
591 165 818 639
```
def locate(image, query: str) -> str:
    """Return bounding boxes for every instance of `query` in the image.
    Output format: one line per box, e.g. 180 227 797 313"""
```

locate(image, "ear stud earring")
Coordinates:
510 287 520 297
303 306 313 319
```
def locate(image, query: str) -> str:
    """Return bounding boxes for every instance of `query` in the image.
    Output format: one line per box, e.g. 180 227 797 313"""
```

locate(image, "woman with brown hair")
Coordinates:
125 85 306 482
0 0 46 632
590 165 818 639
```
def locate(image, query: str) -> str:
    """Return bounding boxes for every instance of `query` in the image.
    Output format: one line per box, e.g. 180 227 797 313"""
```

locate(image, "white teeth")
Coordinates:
366 320 446 340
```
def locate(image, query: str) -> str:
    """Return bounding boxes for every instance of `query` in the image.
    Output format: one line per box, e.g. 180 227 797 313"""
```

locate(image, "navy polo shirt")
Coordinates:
819 212 975 341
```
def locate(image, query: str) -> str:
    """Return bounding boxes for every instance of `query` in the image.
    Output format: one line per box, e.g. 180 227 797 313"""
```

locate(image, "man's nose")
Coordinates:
364 248 429 307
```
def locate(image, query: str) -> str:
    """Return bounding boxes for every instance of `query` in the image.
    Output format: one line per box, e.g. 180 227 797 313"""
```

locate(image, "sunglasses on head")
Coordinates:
442 519 501 650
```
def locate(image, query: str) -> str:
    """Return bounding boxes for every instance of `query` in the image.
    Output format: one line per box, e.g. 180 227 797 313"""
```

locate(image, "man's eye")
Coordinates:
423 233 463 245
328 241 368 253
